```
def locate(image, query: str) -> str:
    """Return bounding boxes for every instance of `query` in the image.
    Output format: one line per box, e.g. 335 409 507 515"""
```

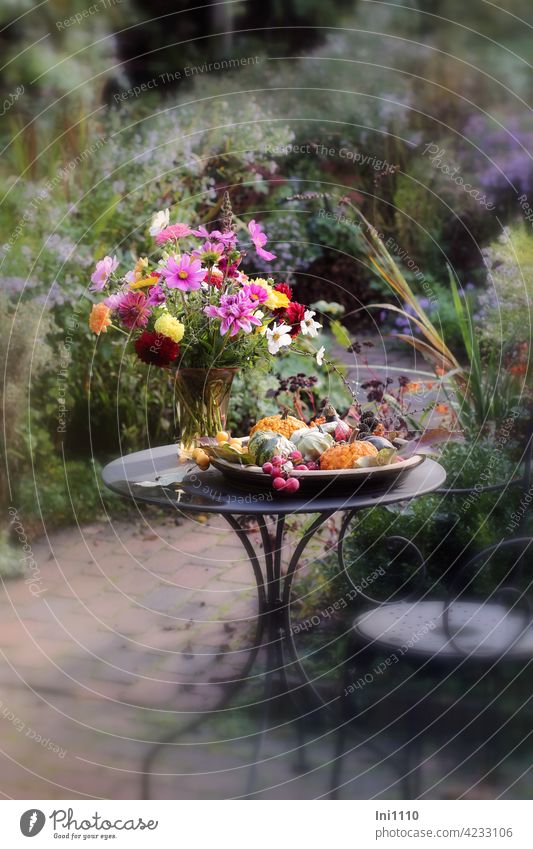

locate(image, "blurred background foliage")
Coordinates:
1 0 531 559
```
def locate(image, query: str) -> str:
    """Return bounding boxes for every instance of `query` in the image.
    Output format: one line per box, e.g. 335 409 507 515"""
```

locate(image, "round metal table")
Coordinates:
103 445 446 626
102 445 446 796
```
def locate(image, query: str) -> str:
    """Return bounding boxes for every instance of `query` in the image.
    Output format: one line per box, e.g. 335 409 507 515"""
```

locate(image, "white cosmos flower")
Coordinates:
316 346 325 366
300 309 322 337
266 322 293 355
149 208 170 236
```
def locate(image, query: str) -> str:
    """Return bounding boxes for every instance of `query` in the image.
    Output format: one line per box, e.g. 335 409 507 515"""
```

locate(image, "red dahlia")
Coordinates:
274 282 293 300
285 301 306 336
134 331 180 367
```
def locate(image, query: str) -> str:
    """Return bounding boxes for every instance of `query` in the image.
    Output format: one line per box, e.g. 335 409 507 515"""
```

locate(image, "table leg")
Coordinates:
141 510 337 799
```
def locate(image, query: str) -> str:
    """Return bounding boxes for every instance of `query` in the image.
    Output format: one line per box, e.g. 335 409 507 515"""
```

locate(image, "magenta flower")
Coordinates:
241 282 269 305
160 255 206 291
248 220 276 261
90 255 118 290
155 223 193 245
117 290 152 329
146 284 166 306
218 254 242 278
204 291 262 337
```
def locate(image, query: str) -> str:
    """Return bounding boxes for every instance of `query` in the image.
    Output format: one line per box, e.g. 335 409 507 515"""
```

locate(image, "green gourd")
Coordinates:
290 428 333 460
248 430 296 466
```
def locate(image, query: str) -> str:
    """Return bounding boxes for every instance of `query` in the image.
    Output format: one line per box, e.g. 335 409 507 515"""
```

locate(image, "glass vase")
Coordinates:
173 367 237 452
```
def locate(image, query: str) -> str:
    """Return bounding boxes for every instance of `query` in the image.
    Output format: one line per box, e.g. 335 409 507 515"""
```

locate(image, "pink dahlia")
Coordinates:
90 255 118 291
155 223 193 245
117 290 152 329
204 291 262 337
248 220 276 261
160 255 206 291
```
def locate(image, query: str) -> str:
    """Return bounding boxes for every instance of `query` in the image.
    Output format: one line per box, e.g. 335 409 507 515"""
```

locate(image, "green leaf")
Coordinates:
330 319 352 349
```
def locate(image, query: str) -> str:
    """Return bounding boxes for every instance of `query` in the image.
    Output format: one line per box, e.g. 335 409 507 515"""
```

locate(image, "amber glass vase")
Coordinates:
173 367 237 451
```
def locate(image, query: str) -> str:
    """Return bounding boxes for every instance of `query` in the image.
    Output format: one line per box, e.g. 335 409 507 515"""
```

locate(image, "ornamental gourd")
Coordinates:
290 428 333 460
248 430 297 466
249 409 307 439
319 441 378 470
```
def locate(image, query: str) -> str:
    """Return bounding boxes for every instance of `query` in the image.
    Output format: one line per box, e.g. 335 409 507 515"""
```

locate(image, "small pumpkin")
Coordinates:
248 430 297 466
291 428 333 460
250 408 307 439
319 441 378 470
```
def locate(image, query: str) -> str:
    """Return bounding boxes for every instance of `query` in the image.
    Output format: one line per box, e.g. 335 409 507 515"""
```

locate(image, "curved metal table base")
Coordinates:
141 510 335 799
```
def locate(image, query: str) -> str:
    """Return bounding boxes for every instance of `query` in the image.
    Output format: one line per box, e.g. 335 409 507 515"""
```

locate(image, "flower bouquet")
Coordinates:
88 194 325 450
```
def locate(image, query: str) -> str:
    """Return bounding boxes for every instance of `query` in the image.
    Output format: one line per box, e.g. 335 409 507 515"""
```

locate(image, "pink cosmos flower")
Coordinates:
117 290 152 329
155 223 193 245
241 282 268 305
248 220 276 261
90 255 119 290
192 226 237 247
104 290 125 310
160 255 206 291
204 291 262 337
192 241 225 262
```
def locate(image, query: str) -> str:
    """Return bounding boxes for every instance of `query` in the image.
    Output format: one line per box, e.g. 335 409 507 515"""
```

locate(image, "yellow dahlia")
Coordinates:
251 279 290 311
154 313 185 343
130 274 159 289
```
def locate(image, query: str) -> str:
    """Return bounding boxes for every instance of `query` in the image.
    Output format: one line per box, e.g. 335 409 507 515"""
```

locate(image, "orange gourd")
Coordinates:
319 441 378 470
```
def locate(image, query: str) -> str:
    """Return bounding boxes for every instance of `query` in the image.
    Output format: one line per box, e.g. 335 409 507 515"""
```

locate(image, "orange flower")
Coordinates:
89 303 111 335
435 403 449 414
508 363 527 376
403 381 421 394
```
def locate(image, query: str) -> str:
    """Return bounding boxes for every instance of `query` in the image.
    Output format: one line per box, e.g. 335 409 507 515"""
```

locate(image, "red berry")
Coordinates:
294 464 308 471
262 462 274 474
271 468 284 479
272 476 287 491
284 477 300 493
306 460 319 471
288 450 303 462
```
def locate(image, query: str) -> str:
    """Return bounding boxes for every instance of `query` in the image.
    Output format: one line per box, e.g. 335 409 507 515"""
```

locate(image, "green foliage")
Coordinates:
334 439 527 599
441 270 523 434
479 224 533 349
0 534 25 580
15 458 132 533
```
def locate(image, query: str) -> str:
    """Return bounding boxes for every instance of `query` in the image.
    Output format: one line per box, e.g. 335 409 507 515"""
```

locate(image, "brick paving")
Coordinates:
0 512 346 799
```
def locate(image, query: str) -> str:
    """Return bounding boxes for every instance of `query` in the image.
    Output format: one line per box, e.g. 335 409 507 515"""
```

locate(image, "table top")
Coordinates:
102 444 447 516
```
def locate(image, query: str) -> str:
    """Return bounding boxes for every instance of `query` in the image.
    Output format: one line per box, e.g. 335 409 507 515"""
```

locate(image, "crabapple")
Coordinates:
284 477 300 493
